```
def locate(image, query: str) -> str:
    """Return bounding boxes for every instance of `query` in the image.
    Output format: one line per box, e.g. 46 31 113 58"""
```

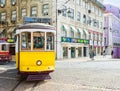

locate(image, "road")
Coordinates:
0 57 120 91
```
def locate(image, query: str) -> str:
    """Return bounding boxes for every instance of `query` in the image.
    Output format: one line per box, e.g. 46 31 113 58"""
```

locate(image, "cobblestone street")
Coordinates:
1 55 120 91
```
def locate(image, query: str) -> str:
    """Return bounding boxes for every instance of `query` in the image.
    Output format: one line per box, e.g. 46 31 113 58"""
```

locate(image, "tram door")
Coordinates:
16 35 20 70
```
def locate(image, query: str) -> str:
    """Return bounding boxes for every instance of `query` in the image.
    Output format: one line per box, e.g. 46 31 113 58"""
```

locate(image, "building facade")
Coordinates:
105 4 120 19
104 5 120 58
56 0 105 59
0 0 105 60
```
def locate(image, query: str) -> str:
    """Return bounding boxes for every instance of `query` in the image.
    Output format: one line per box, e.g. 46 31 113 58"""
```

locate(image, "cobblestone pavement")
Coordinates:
1 56 120 91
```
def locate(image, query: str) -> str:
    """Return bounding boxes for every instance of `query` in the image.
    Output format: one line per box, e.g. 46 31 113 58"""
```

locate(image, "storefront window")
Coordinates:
21 32 31 50
63 47 68 58
78 47 82 57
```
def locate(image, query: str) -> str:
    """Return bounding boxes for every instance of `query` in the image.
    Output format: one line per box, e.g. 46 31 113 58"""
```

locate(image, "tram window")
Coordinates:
21 32 31 50
46 32 54 50
33 32 45 50
2 44 7 51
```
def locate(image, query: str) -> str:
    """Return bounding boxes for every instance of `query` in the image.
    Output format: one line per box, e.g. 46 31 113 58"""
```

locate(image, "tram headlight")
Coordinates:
36 60 42 66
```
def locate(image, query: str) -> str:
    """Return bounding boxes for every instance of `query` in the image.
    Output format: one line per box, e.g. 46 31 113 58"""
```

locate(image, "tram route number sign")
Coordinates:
23 17 52 24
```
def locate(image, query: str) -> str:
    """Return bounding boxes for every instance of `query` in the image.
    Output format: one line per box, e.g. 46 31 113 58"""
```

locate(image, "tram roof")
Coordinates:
17 23 55 30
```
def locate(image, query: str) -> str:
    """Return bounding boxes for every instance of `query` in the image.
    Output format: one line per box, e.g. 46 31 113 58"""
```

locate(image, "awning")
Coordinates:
7 27 16 33
77 28 83 35
83 29 89 38
70 26 77 32
62 24 69 31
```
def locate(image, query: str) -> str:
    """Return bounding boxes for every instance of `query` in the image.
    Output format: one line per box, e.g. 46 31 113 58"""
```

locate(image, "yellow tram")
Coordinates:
15 23 56 80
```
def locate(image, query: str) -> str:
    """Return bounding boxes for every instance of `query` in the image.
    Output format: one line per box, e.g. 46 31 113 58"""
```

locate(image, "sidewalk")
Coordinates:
56 55 119 62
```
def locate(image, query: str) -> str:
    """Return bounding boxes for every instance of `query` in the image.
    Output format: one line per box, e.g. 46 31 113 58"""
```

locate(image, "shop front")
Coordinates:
61 37 89 59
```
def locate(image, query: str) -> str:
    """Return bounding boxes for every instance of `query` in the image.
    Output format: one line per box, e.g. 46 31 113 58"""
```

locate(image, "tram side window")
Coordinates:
2 45 7 51
33 32 45 50
46 32 54 50
21 32 31 50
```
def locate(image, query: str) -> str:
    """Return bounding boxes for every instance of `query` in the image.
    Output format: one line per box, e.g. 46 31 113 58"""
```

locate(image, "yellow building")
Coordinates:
0 0 105 60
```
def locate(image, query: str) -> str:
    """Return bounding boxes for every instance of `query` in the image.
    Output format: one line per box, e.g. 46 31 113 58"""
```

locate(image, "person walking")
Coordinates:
89 49 94 60
103 50 106 58
111 50 114 58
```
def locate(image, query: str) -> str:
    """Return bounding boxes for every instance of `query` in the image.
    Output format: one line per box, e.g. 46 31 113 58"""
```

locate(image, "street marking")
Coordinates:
0 68 7 71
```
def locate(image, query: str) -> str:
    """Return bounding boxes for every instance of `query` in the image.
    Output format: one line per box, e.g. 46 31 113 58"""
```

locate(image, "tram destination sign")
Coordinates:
61 37 89 44
23 17 52 24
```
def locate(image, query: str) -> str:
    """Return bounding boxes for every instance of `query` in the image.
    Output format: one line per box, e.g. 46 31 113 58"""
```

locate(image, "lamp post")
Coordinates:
55 0 71 59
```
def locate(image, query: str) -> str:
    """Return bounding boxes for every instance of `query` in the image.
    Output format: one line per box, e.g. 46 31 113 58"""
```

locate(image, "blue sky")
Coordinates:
104 0 120 7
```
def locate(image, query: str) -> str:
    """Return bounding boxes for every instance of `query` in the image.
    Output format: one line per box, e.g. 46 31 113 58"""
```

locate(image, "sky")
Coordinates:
104 0 120 8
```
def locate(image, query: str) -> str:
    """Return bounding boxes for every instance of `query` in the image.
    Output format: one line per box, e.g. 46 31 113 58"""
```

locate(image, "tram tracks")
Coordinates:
10 79 23 91
11 78 41 91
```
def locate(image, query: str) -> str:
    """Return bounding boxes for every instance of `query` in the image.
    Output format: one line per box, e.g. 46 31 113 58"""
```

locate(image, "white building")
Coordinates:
55 0 105 59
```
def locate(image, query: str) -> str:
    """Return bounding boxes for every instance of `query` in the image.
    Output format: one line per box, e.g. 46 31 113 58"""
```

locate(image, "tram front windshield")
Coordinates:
21 32 54 51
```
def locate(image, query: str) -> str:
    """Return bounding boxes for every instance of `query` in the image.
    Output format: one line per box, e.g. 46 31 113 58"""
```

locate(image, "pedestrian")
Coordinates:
89 49 94 60
111 50 114 58
103 50 106 58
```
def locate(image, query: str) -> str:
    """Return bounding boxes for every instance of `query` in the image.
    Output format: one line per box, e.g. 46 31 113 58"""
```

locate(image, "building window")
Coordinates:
87 16 91 25
83 30 86 39
83 14 86 23
77 11 81 21
62 28 67 37
76 0 80 5
82 0 85 7
11 0 16 6
21 8 27 17
70 28 74 38
68 8 74 19
0 0 6 7
89 33 91 39
11 10 16 22
31 6 37 17
78 32 81 38
100 22 102 29
42 4 49 16
0 12 6 21
62 5 67 17
63 47 68 58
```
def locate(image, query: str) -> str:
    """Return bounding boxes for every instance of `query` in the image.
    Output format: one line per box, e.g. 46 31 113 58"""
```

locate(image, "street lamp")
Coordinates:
55 0 71 59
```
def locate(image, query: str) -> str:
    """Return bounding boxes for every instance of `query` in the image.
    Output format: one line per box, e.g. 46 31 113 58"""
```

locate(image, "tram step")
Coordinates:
26 74 51 81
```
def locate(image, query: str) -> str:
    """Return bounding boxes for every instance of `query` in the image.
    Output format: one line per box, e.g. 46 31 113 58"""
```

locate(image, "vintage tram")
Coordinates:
0 38 12 64
15 23 56 80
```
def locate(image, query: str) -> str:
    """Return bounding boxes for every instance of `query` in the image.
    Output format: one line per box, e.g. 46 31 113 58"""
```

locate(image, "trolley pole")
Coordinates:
56 0 58 59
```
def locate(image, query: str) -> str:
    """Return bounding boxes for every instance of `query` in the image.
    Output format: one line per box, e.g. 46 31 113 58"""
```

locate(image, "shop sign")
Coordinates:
71 38 78 43
78 39 84 43
61 37 89 44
